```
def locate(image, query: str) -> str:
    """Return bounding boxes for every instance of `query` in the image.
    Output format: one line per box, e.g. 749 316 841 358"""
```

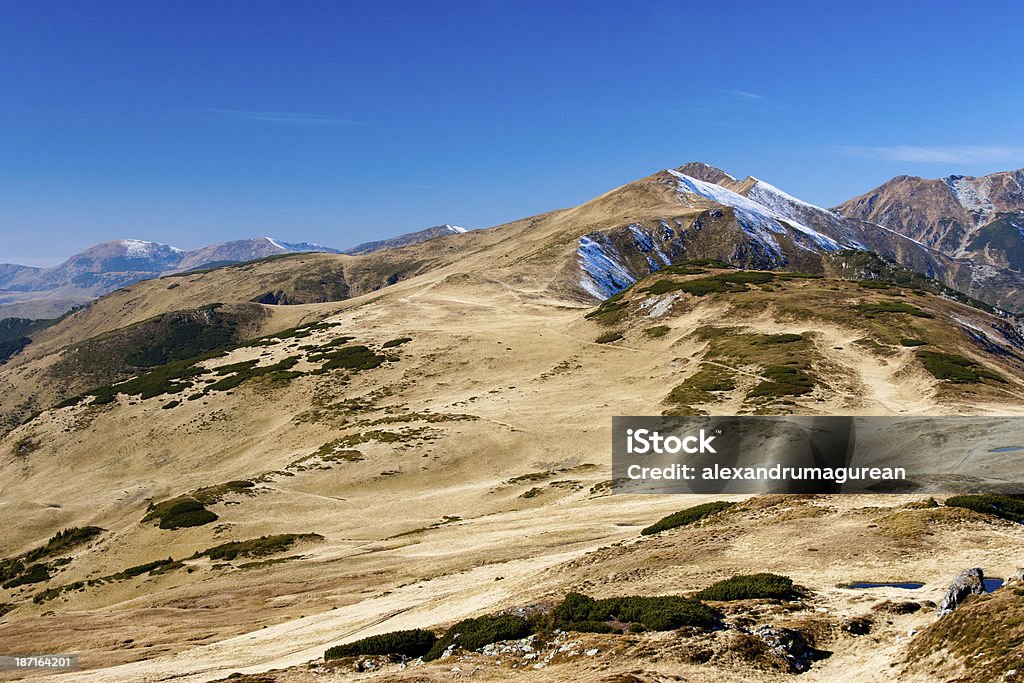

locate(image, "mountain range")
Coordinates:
0 226 467 319
6 164 1024 323
1 163 1023 681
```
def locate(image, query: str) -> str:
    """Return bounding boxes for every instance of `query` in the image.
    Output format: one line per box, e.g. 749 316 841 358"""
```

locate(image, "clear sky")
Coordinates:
3 0 1023 266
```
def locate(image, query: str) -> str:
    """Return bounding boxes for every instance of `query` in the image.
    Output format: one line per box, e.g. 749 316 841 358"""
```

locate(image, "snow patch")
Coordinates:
118 239 182 258
638 292 679 317
628 224 671 266
577 234 637 299
746 178 827 213
445 224 467 234
944 176 994 224
264 237 337 253
667 170 841 253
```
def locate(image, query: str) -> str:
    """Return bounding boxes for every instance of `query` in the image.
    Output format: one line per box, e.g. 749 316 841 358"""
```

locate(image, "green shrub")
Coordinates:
313 345 387 371
585 298 629 324
142 498 218 529
109 558 179 580
382 337 413 348
205 356 301 392
714 271 774 285
916 351 1005 383
425 614 532 660
675 259 732 269
946 494 1024 523
859 301 934 318
695 573 794 601
641 501 734 535
325 629 437 660
595 331 623 344
763 333 803 344
193 534 322 561
552 592 717 632
26 526 103 562
657 264 707 275
1 563 49 588
748 364 814 397
644 325 671 338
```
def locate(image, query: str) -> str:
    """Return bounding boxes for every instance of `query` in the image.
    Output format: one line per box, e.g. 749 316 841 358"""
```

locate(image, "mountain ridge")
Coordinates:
0 226 470 319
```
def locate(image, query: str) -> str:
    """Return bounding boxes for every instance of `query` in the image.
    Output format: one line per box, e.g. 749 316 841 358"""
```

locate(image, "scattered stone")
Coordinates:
750 625 826 673
842 616 872 635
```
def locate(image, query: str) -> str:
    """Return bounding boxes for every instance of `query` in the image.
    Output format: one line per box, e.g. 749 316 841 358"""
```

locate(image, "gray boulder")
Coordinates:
938 568 985 616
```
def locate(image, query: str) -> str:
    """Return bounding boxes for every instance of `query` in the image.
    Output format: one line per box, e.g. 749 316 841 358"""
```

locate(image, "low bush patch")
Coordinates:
945 494 1024 523
748 364 814 398
916 351 1005 383
425 614 532 660
551 592 718 632
695 573 795 601
192 533 323 561
325 629 437 660
311 345 387 371
641 501 735 535
382 337 412 348
142 497 218 529
859 300 934 318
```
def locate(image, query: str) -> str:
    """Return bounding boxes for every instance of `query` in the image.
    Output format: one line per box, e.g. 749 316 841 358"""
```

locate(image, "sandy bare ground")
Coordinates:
3 260 1024 681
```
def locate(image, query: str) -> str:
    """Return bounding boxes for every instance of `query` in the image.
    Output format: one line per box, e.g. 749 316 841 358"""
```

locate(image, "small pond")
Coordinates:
845 581 924 589
984 578 1004 592
989 446 1024 453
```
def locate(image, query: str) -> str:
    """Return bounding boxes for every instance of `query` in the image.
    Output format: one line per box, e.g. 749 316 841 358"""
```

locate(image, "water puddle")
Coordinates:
989 446 1024 453
984 578 1004 592
845 581 924 590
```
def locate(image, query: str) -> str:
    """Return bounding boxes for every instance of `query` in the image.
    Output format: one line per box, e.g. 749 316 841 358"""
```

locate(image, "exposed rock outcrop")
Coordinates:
938 568 985 616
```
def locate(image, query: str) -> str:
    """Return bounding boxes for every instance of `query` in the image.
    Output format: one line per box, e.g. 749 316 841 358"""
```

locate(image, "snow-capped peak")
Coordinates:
444 224 467 234
118 239 183 258
746 177 827 213
263 237 337 253
666 169 841 253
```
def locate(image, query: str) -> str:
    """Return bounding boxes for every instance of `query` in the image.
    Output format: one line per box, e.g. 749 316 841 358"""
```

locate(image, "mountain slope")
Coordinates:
343 224 467 255
2 257 1023 681
2 164 1024 680
836 169 1024 275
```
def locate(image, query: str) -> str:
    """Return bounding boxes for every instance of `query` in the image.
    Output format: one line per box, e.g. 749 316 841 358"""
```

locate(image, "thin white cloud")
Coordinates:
722 89 764 100
841 145 1024 164
198 109 363 126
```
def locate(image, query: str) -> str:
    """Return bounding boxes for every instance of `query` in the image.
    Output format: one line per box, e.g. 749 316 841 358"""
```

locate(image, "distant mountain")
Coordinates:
0 228 464 319
0 263 41 290
175 237 340 272
835 169 1024 268
343 224 467 255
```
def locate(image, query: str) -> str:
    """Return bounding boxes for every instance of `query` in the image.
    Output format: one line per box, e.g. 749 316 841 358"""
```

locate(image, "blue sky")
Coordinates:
2 0 1023 266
